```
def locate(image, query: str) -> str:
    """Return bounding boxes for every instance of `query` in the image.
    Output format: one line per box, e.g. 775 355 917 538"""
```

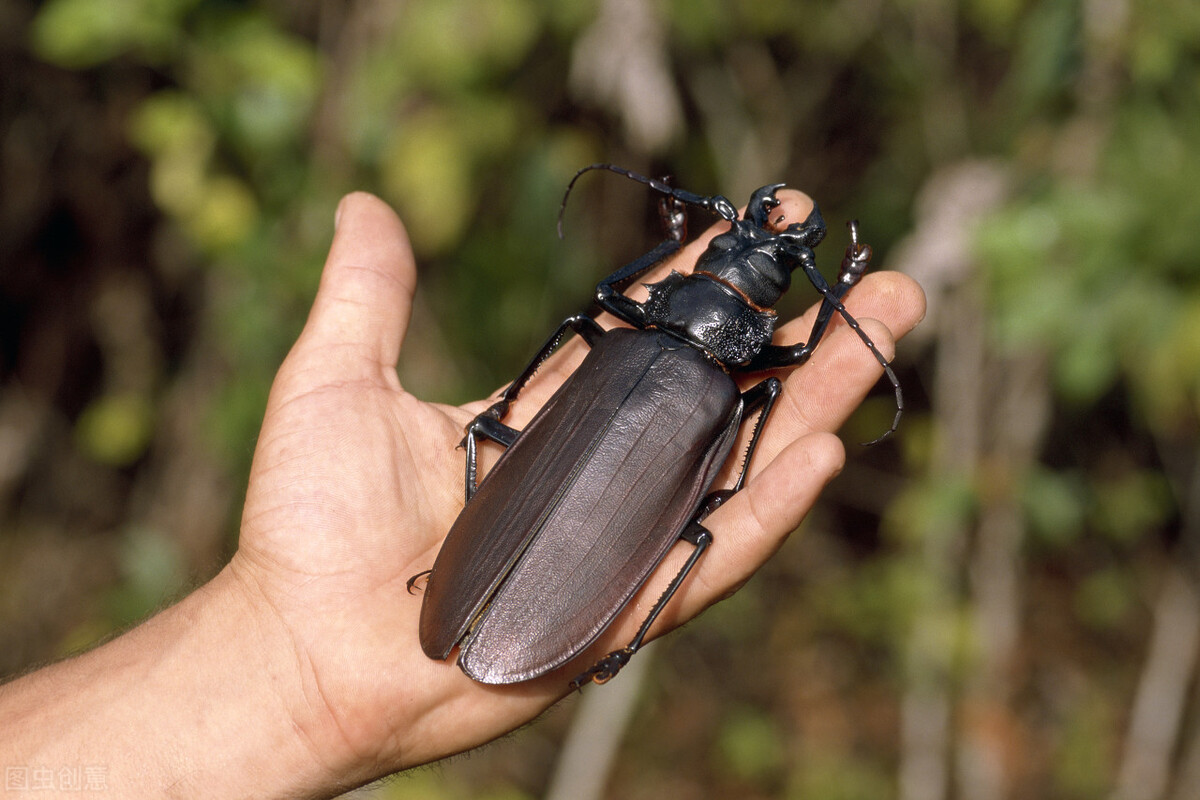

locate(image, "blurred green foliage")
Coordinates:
717 706 788 782
106 526 187 627
1052 689 1119 798
74 392 156 466
787 751 893 800
8 0 1200 796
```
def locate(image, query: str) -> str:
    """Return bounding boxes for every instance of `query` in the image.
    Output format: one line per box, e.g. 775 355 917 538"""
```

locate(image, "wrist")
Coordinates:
217 559 377 793
0 564 351 799
183 563 359 797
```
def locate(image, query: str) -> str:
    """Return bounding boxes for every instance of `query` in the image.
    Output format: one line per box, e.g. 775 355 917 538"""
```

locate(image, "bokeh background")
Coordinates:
3 0 1200 797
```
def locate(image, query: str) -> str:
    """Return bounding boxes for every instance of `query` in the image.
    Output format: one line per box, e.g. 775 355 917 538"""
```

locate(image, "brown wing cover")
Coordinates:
419 327 741 683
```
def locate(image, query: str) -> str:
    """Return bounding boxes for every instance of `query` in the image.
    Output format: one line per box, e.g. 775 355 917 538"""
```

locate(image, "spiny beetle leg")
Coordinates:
461 314 606 501
743 254 858 372
462 415 521 502
595 238 682 328
502 315 606 407
789 219 872 358
571 521 715 688
729 378 782 494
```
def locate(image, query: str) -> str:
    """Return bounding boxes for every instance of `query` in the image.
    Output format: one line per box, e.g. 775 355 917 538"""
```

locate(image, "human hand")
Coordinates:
228 189 926 787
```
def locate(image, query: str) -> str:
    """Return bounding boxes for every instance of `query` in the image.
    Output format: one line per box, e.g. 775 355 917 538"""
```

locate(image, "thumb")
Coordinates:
293 192 417 377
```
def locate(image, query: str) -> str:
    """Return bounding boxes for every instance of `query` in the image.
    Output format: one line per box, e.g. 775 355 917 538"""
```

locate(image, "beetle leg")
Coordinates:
797 220 872 344
747 220 872 371
570 523 715 689
794 219 872 350
592 183 692 326
743 246 858 371
595 238 682 328
462 415 521 502
500 314 606 408
728 377 782 493
569 375 785 686
462 314 606 501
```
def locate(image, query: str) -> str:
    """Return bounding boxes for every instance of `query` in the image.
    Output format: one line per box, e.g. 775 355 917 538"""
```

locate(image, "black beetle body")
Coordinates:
420 328 741 683
416 165 901 686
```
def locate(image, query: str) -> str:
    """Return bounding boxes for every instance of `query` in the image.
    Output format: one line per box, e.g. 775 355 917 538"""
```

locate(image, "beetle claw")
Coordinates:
839 220 872 285
406 569 432 594
569 647 635 690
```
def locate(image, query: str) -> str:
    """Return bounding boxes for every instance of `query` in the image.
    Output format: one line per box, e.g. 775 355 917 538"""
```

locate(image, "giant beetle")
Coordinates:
414 164 901 687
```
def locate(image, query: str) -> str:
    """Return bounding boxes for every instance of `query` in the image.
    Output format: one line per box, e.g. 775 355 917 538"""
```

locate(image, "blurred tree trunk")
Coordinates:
1116 443 1200 800
893 163 1036 800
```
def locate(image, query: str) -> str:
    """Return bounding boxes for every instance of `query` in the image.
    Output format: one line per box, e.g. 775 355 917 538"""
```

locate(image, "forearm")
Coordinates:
0 567 341 799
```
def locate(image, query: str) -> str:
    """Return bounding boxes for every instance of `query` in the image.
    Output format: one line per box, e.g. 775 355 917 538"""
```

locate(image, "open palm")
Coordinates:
227 190 925 780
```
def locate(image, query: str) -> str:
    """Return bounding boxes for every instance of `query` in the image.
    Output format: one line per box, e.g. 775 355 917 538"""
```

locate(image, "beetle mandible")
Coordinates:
413 164 902 687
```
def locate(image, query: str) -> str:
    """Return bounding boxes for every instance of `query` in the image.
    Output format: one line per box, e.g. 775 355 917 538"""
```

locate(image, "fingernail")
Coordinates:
334 195 349 231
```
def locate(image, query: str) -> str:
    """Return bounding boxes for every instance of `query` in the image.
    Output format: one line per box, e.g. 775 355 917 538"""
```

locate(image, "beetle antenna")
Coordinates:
558 163 738 239
788 237 903 444
830 301 903 445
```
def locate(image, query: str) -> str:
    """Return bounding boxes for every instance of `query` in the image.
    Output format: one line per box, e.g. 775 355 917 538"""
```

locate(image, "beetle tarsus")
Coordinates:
839 220 872 285
570 647 635 689
406 569 431 594
659 194 687 243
